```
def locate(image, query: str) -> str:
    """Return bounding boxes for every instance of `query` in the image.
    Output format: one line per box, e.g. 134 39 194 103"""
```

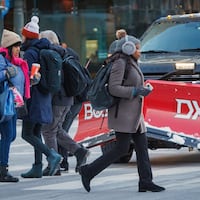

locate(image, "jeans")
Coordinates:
0 114 17 166
21 120 51 164
62 101 82 132
42 105 82 154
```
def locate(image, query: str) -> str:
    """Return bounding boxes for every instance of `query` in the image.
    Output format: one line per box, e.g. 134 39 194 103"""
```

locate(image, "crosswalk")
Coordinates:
1 121 200 200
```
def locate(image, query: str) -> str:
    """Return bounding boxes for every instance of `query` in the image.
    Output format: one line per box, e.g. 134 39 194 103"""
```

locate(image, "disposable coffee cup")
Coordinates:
30 63 40 79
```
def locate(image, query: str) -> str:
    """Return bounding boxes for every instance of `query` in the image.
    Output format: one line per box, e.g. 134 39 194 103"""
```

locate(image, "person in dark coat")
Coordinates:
78 35 165 193
40 30 89 175
20 16 61 178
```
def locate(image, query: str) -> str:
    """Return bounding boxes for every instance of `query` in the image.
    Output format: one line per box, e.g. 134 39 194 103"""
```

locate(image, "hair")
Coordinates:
39 30 59 45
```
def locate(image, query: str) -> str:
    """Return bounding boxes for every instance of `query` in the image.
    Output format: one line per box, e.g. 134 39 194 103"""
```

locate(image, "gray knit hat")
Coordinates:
115 35 140 55
1 29 22 48
108 40 117 55
40 30 59 45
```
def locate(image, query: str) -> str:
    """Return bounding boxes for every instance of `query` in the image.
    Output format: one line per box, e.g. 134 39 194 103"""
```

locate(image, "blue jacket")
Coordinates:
21 38 53 124
0 54 24 96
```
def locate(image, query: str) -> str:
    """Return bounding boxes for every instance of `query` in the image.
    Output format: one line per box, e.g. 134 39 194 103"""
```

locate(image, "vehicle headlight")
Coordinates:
175 63 195 70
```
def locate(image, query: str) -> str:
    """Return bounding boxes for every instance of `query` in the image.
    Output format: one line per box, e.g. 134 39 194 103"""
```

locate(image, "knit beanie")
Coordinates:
40 30 59 45
1 29 22 48
115 35 140 54
108 40 117 55
22 16 40 39
115 29 127 39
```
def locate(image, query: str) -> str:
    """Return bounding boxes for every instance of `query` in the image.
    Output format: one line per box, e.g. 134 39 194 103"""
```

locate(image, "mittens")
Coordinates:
6 66 18 79
132 86 152 97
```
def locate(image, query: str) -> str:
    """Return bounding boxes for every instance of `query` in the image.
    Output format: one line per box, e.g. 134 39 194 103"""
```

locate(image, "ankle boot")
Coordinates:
60 157 69 172
79 164 91 192
47 148 62 176
74 147 90 172
138 181 165 192
0 166 19 182
21 163 43 178
43 166 61 176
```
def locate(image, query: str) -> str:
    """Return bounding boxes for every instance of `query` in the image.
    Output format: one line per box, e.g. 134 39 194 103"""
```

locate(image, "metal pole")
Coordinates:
13 0 24 36
0 0 5 41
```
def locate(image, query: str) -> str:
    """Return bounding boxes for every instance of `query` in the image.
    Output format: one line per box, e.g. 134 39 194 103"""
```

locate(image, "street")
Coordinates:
1 120 200 200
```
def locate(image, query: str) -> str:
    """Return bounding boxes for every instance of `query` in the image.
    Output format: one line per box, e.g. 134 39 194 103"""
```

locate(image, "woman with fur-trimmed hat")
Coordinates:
0 29 31 182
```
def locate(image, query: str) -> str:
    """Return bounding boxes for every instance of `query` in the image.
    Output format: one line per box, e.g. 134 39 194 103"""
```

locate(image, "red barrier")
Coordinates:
144 80 200 138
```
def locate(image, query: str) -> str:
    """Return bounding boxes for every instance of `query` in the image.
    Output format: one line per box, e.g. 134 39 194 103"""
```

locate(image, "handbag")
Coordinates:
9 83 27 120
0 81 15 123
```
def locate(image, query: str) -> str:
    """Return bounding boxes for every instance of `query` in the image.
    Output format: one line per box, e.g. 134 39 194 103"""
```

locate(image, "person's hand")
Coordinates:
133 86 152 97
6 66 18 79
30 72 41 86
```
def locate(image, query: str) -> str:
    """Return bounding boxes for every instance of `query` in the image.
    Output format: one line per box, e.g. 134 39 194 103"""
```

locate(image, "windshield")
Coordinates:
140 21 200 53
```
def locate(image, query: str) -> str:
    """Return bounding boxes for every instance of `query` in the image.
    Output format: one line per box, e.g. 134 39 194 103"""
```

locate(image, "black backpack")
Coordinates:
38 49 63 94
87 53 128 112
62 55 92 101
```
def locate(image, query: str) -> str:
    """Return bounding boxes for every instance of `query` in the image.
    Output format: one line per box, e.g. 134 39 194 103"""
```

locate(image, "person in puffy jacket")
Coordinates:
20 16 61 178
79 35 165 193
0 29 31 182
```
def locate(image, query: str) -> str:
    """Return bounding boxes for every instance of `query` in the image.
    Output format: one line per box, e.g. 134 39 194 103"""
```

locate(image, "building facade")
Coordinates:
3 0 200 73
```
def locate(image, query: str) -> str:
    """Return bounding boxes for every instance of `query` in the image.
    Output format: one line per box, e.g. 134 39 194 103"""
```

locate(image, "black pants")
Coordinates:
87 131 152 184
22 120 50 165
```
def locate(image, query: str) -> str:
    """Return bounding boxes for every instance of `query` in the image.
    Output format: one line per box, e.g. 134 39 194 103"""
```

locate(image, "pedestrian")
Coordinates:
40 30 89 175
0 29 31 182
59 41 85 172
20 16 61 178
79 35 165 192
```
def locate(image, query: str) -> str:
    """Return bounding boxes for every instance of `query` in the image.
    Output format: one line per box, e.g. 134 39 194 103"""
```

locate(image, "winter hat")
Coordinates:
40 30 59 45
115 29 127 39
108 40 117 56
115 35 140 55
22 16 40 39
1 29 22 48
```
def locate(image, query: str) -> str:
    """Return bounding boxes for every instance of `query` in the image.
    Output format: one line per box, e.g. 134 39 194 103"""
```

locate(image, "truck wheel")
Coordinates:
101 141 134 163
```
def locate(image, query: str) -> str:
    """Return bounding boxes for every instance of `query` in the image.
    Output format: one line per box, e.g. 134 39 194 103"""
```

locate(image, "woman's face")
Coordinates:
12 45 20 57
132 44 141 60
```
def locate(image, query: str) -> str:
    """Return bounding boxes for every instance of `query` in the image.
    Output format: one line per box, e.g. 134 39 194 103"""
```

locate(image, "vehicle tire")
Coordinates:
101 140 134 163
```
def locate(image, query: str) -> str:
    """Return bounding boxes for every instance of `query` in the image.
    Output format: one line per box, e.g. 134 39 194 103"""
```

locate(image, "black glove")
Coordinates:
133 86 152 97
6 66 18 79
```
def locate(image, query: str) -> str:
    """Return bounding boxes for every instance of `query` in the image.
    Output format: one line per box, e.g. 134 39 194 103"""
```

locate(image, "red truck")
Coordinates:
70 13 200 162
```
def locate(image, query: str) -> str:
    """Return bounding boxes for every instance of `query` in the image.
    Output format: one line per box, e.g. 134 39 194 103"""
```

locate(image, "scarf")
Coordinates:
0 47 31 99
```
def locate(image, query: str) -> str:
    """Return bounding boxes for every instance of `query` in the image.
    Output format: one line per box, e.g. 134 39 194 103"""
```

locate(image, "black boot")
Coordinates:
74 147 90 172
0 166 19 182
79 164 91 192
138 181 165 192
43 166 61 176
60 157 69 172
